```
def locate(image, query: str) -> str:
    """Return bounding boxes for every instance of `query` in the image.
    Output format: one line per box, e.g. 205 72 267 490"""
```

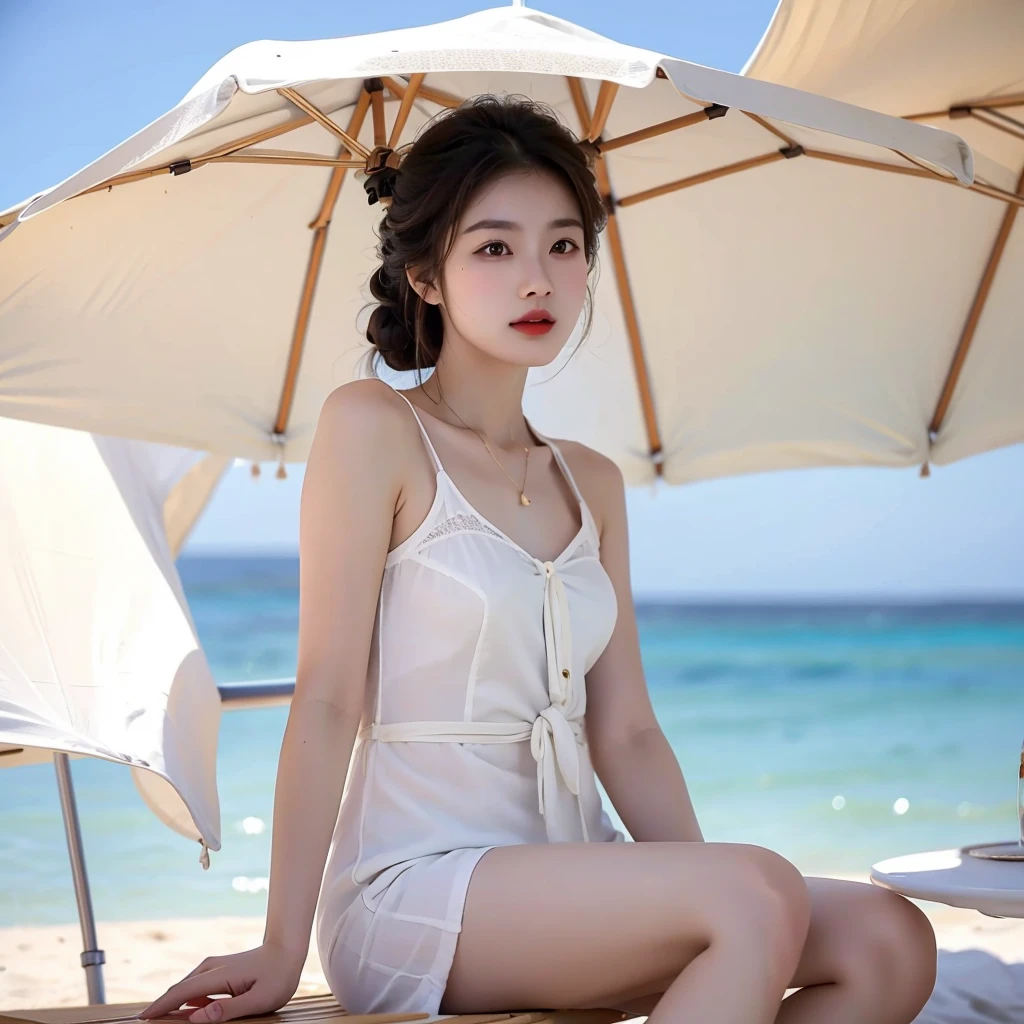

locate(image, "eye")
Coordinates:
475 238 581 258
476 241 510 257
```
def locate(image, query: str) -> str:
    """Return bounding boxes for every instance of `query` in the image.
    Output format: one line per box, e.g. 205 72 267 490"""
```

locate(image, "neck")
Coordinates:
420 348 533 450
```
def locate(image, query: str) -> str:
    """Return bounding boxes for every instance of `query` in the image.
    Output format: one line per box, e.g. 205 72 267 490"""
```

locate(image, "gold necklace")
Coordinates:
440 396 532 507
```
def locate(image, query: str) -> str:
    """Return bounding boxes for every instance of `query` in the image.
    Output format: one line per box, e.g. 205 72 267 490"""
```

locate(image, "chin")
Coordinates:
462 324 574 366
509 338 568 368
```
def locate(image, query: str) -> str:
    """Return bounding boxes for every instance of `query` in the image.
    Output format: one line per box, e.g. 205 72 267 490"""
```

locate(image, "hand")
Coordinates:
138 942 303 1022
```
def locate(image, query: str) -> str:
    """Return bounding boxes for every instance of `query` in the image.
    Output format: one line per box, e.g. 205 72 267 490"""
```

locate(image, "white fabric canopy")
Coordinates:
0 3 980 487
743 0 1024 470
0 418 228 863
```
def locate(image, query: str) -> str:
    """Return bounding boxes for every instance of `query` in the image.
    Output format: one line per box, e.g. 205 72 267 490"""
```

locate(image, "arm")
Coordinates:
263 382 403 957
140 380 404 1021
582 452 704 844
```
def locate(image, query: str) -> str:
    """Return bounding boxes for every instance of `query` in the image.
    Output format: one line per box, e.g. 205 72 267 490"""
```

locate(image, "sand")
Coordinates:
2 876 1022 1012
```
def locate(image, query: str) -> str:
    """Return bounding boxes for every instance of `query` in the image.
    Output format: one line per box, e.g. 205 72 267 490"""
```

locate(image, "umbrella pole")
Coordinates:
53 752 107 1004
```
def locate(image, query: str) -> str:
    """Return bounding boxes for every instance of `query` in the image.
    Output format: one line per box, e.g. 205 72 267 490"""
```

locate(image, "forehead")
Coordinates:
460 169 581 224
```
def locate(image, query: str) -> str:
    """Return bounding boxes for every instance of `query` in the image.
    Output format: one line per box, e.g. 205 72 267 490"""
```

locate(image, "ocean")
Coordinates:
2 554 1022 927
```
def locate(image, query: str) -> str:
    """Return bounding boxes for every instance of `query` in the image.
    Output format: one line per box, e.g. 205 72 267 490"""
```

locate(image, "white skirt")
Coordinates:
319 846 498 1014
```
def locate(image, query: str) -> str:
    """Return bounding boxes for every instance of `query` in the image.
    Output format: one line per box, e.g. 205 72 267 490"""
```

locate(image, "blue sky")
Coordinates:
3 0 1022 598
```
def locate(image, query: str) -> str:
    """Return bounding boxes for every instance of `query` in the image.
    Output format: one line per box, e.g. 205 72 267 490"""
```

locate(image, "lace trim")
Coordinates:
417 512 504 548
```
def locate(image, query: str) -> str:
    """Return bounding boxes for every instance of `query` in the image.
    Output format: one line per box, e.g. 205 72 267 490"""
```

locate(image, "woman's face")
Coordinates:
408 169 590 366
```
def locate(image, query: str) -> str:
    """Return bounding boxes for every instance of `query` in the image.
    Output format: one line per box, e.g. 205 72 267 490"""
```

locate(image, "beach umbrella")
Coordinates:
0 2 980 488
743 0 1024 475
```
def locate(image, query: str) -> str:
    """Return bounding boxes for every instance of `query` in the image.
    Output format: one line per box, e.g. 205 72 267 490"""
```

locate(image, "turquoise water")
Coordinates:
2 555 1022 926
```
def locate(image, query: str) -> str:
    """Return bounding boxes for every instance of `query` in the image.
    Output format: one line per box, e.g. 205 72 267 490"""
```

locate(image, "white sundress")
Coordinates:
314 384 624 1015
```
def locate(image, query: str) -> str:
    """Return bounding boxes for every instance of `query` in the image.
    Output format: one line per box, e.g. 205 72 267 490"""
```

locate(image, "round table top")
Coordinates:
871 846 1024 917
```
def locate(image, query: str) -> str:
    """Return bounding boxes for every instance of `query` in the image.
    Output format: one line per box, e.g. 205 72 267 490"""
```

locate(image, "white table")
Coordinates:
871 846 1024 918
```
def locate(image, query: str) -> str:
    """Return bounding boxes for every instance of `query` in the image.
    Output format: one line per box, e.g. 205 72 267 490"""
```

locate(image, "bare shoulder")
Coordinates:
310 378 418 484
553 438 625 538
316 377 409 446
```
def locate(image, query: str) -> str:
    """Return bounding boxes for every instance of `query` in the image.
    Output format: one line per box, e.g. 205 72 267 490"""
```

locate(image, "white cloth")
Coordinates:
914 950 1024 1023
0 418 226 859
315 384 623 1014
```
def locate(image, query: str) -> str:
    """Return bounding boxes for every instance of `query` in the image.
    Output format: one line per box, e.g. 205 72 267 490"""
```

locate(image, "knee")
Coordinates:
713 847 810 971
748 846 811 945
841 887 937 1013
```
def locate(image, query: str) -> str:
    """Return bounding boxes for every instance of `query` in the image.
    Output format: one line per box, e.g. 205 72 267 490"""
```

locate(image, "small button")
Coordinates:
562 669 570 679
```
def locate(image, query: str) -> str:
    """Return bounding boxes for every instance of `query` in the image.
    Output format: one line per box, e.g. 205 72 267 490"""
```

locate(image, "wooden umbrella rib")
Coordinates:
804 149 1024 207
904 92 1024 122
370 81 388 146
970 180 1024 207
567 75 665 476
924 164 1024 456
196 113 316 161
903 109 951 123
382 75 464 110
890 148 958 181
617 151 784 207
278 87 372 160
77 112 320 196
311 89 372 230
273 89 372 440
388 73 425 148
803 148 940 180
587 81 620 142
970 108 1024 143
955 91 1024 113
80 166 176 195
599 108 719 153
210 153 364 168
741 110 796 147
567 76 591 144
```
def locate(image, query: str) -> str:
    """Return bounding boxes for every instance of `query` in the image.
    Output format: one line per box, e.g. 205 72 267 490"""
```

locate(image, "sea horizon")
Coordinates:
2 553 1022 927
178 550 1024 605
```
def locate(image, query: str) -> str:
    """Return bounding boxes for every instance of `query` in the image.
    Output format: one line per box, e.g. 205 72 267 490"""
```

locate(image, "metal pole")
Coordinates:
53 752 106 1004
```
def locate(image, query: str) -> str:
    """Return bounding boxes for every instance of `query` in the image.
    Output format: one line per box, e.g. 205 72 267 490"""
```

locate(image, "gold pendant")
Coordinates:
520 493 531 506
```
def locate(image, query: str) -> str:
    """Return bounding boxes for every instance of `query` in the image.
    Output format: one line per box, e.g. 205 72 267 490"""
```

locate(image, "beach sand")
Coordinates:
2 875 1023 1011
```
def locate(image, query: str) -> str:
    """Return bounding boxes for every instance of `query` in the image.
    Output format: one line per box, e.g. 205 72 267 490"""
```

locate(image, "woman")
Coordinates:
140 95 936 1024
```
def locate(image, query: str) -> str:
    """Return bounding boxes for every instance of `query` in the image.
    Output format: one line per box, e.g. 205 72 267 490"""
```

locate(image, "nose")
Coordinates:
519 252 554 300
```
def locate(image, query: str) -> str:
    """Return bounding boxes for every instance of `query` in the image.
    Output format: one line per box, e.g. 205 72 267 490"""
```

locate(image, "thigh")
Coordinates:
439 840 808 1014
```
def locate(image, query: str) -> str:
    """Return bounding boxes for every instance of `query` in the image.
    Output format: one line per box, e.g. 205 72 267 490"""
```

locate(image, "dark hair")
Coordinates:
362 93 607 375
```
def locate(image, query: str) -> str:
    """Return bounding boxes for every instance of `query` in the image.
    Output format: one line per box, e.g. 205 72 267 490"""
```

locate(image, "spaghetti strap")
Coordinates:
393 386 582 506
392 389 445 474
528 421 584 505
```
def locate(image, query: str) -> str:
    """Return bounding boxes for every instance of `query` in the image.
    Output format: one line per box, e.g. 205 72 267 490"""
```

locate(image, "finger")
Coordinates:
184 961 220 980
139 969 234 1019
189 988 267 1023
164 996 215 1018
139 968 215 1018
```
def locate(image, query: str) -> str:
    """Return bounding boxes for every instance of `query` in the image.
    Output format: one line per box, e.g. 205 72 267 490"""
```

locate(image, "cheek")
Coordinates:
441 265 503 326
558 259 589 298
449 263 505 305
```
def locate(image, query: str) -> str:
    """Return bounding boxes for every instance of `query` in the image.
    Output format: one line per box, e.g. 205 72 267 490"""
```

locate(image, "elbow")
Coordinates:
589 719 663 768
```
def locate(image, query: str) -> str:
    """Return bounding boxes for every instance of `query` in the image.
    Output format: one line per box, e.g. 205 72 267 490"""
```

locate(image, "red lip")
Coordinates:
510 308 555 325
511 321 554 335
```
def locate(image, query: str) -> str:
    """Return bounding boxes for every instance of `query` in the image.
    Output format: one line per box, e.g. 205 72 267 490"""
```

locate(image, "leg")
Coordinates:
440 841 811 1024
608 877 937 1024
776 878 936 1024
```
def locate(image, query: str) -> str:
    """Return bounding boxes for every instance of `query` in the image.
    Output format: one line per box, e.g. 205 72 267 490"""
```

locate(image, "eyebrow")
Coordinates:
460 216 585 235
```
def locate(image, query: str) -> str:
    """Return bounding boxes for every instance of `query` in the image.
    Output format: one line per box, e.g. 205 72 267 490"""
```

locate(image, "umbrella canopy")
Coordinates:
744 0 1024 472
0 4 980 486
0 419 228 863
